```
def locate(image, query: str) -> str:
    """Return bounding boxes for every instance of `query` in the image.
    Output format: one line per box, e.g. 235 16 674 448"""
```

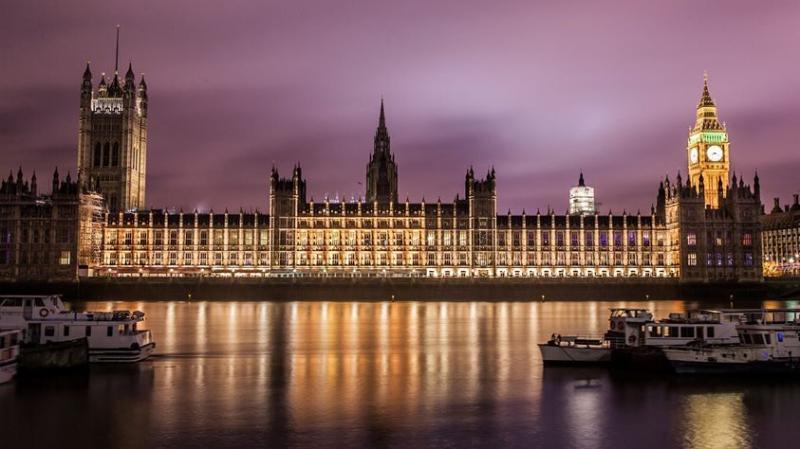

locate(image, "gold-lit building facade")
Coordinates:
761 196 800 277
0 72 764 282
93 82 762 281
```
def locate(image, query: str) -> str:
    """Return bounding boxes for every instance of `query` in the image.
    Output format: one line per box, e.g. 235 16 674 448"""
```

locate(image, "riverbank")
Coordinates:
2 277 796 301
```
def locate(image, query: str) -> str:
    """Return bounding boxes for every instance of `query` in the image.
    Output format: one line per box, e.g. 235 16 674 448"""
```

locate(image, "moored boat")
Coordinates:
538 335 611 365
0 295 155 363
0 329 22 383
610 309 749 371
664 308 800 375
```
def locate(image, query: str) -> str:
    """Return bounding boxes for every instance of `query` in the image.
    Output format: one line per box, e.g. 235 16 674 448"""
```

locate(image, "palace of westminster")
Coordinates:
3 56 789 283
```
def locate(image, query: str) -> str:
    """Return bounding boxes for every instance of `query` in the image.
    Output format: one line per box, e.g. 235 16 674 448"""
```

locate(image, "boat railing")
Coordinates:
548 335 608 347
54 310 146 323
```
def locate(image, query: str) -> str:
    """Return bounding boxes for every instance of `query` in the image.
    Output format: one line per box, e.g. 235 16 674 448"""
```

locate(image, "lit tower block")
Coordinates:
77 27 148 211
687 73 730 209
569 172 595 215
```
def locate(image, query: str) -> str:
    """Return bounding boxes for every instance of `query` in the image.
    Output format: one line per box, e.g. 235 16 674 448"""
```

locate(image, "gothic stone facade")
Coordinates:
761 195 800 277
93 80 762 281
0 170 102 281
77 62 148 212
0 71 764 282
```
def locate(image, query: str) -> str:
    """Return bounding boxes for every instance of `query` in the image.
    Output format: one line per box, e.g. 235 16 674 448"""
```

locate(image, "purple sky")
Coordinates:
2 0 800 213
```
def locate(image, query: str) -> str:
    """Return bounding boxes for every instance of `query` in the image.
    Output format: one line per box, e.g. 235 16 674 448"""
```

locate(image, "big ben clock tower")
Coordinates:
687 73 729 209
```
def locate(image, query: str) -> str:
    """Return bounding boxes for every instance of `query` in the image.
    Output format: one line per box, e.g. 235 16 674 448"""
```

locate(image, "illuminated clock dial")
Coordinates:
707 145 723 162
690 148 698 164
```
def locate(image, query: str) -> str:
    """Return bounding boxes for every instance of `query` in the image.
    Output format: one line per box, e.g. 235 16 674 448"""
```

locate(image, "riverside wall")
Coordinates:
1 277 794 302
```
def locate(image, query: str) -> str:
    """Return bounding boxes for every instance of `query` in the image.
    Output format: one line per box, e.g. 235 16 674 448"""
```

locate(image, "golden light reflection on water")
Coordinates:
56 299 796 448
681 393 751 449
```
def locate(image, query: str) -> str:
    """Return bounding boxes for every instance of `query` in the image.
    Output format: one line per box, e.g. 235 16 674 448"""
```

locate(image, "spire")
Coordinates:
372 97 390 154
83 62 92 81
379 97 386 129
578 171 585 187
115 25 120 73
693 72 723 132
126 61 134 80
698 71 715 108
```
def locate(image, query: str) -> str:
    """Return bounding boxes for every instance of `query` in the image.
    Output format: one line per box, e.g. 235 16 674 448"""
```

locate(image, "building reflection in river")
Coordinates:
4 299 800 448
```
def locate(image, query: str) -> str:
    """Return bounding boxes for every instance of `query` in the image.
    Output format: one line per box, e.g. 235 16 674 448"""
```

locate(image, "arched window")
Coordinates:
93 143 101 167
112 142 119 167
103 142 111 167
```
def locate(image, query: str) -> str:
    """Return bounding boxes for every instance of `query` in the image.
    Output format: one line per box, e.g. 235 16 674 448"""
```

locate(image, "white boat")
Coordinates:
664 309 800 375
0 329 22 383
608 308 751 370
538 336 611 365
542 308 750 369
0 295 155 363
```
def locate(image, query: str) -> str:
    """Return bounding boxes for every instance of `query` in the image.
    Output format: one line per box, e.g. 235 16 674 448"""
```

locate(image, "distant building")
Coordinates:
761 195 800 277
569 173 595 216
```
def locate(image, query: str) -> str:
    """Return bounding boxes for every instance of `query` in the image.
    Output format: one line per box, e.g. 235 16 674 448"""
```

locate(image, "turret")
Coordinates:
124 62 135 93
772 197 782 214
81 62 93 105
97 73 108 97
754 171 760 199
52 167 59 194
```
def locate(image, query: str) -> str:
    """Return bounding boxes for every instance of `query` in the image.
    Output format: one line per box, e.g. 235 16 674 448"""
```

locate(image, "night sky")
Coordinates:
2 1 799 213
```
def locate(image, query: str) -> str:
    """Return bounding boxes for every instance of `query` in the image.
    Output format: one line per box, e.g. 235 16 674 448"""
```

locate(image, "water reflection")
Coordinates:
2 300 800 449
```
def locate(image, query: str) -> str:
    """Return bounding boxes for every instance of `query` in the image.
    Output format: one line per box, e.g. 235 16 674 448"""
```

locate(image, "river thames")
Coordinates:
2 299 800 449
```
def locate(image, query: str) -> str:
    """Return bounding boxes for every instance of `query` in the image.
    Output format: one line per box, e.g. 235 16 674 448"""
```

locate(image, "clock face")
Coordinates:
707 145 723 162
690 148 698 164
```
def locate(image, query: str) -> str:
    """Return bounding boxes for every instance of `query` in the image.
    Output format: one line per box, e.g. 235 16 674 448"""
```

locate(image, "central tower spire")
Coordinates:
365 99 398 204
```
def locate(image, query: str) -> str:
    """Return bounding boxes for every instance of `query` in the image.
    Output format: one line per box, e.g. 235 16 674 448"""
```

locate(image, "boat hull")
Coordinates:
0 359 17 384
89 342 156 363
671 359 800 375
611 346 672 372
19 338 89 370
538 343 611 365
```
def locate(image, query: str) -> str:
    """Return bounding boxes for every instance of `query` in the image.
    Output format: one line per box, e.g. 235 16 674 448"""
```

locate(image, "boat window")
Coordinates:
668 327 680 337
24 299 32 307
764 334 771 345
0 336 4 348
118 325 124 335
64 325 70 337
742 333 752 344
107 326 113 337
44 326 55 337
680 327 695 338
86 326 92 337
2 298 22 307
707 327 715 338
751 334 764 345
777 332 784 343
648 326 656 337
696 327 704 339
35 298 44 307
